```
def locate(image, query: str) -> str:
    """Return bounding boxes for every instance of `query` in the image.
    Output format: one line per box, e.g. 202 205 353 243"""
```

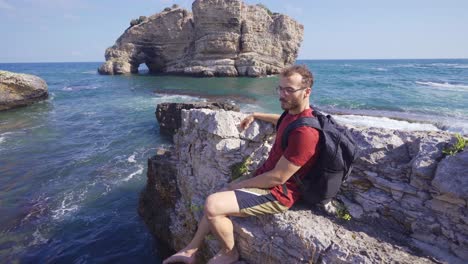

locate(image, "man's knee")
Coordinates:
204 191 240 219
204 193 220 219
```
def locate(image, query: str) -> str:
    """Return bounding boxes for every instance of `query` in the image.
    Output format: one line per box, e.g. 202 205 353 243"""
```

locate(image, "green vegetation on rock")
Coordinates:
130 16 147 27
443 134 467 156
333 200 352 221
256 3 273 16
230 157 252 181
190 203 204 213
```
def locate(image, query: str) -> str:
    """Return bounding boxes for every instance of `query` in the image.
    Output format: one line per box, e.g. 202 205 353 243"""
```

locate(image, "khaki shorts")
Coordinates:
234 187 289 216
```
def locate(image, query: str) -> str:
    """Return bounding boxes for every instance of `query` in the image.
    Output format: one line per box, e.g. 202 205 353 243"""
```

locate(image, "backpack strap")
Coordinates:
276 110 288 131
281 117 321 150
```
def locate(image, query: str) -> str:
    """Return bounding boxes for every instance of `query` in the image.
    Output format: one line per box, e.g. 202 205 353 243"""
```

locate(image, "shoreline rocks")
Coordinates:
0 70 48 111
99 0 303 77
156 101 240 136
139 103 467 263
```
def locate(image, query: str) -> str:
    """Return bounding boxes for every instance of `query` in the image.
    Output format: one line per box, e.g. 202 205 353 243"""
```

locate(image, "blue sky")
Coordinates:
1 0 467 62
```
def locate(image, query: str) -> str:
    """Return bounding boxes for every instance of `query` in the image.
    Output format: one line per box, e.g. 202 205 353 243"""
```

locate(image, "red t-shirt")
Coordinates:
254 108 320 208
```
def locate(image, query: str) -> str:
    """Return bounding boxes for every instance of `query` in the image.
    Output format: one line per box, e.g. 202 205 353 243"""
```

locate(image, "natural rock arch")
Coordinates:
98 0 303 77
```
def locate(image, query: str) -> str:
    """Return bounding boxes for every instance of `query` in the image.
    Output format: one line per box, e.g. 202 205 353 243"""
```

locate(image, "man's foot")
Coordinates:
207 248 239 264
162 248 197 264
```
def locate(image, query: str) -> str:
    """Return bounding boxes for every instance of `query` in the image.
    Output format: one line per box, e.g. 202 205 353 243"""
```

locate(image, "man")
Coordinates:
163 65 320 264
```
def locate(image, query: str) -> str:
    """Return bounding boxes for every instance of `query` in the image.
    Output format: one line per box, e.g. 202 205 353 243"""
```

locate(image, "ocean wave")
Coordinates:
415 81 468 91
373 67 387 71
153 93 201 101
393 63 468 69
127 154 136 163
121 165 144 182
51 189 86 220
29 228 49 246
392 64 428 69
62 84 100 91
334 115 440 132
82 70 97 74
429 63 468 69
0 131 20 144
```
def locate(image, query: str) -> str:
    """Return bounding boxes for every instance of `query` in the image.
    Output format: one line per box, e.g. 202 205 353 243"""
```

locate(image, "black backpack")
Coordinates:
277 106 359 205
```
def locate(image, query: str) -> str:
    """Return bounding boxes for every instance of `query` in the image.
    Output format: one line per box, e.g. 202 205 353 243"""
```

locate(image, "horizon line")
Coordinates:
1 57 467 64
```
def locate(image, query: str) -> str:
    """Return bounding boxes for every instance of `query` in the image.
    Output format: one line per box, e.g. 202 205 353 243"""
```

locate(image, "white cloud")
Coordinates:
0 0 14 10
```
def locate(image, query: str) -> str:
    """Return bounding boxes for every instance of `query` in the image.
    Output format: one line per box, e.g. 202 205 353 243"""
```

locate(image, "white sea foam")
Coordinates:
122 165 144 182
82 70 97 74
374 67 387 71
392 64 428 69
415 81 468 92
153 94 201 102
30 229 48 246
429 63 468 69
51 190 85 220
0 131 17 144
127 154 136 163
334 115 440 131
62 85 100 91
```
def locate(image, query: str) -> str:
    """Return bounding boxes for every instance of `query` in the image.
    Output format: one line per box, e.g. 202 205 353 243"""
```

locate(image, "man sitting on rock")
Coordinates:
163 65 320 264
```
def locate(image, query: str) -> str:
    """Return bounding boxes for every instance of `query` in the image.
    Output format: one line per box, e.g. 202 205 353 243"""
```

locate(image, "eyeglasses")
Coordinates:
276 86 308 95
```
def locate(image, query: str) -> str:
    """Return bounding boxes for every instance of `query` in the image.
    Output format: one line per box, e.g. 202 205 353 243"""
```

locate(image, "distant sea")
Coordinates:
1 59 467 263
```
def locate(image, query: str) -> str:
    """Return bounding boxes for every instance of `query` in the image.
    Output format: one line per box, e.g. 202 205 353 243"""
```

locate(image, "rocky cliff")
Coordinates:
156 101 240 136
0 70 48 111
98 0 303 77
139 106 467 263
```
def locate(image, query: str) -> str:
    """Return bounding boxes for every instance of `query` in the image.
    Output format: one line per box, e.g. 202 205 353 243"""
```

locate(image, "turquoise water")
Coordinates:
0 59 467 262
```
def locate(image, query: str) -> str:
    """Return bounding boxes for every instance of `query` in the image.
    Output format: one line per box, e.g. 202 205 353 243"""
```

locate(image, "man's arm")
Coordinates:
240 112 281 130
228 156 300 190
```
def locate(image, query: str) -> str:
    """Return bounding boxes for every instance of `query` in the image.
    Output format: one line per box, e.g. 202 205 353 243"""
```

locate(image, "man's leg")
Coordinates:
162 214 210 264
163 190 242 264
204 190 244 264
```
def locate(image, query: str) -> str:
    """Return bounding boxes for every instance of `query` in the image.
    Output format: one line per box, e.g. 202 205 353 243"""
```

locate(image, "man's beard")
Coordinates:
280 97 301 111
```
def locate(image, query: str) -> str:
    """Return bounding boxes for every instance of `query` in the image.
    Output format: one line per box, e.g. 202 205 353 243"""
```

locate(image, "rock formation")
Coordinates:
156 101 240 136
139 105 467 263
0 70 48 111
98 0 303 77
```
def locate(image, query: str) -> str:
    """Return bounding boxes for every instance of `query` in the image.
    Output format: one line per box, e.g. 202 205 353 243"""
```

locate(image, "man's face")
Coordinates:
278 73 308 111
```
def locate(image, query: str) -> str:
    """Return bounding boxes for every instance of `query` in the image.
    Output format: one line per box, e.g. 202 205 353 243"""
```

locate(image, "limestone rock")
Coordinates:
155 101 240 136
0 70 48 111
139 106 467 263
98 0 303 76
432 150 468 201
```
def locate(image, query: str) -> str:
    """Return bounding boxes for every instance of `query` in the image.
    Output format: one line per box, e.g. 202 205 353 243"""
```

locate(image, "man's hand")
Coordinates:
239 112 280 129
240 114 255 130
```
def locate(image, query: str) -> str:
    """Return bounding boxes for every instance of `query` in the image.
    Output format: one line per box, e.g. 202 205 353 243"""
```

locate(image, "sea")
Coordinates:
0 59 467 263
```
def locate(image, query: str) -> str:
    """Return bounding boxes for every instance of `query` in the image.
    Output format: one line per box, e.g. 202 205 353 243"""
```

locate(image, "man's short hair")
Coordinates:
280 65 314 88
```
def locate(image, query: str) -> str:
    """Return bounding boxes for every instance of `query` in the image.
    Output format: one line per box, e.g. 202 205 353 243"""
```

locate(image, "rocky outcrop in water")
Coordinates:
139 106 467 263
156 101 239 136
98 0 303 77
0 70 48 111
